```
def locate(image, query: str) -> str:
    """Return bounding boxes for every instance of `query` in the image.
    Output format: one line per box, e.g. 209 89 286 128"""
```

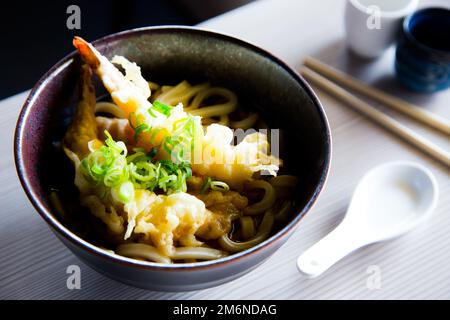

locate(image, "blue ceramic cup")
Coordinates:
395 7 450 93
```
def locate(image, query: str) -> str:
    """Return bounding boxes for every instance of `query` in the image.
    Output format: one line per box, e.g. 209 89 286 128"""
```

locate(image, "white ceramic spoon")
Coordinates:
297 161 439 278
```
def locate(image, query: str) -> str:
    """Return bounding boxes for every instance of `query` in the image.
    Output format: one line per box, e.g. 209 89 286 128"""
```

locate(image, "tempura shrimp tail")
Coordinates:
73 36 152 118
73 36 100 69
63 64 101 159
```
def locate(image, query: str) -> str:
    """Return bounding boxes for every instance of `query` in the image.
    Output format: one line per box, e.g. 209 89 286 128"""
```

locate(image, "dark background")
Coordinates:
0 0 253 99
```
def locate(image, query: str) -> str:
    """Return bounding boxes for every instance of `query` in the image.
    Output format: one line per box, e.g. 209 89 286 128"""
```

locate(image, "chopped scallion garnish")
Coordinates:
152 100 172 117
199 177 212 194
81 131 193 199
199 177 229 194
133 123 150 142
210 181 230 192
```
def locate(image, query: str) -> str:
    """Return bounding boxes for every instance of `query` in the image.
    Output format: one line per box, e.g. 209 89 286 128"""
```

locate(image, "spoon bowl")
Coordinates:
345 161 438 241
297 161 438 278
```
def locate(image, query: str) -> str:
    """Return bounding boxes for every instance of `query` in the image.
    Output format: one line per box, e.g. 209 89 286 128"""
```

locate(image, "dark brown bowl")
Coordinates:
14 26 331 291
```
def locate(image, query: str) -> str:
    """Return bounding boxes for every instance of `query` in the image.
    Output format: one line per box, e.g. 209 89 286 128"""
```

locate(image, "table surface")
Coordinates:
1 0 449 300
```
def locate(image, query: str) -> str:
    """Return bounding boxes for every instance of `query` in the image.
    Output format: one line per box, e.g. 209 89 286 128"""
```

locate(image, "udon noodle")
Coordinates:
58 37 297 264
95 80 259 130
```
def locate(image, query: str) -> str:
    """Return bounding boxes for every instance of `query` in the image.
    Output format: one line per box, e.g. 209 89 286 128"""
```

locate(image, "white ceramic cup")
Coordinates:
344 0 419 59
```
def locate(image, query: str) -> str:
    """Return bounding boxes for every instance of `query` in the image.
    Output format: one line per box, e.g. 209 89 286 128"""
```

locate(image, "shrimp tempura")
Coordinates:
73 37 280 188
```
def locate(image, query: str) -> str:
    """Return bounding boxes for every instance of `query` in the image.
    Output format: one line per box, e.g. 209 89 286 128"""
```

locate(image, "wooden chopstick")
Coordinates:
301 67 450 169
304 56 450 136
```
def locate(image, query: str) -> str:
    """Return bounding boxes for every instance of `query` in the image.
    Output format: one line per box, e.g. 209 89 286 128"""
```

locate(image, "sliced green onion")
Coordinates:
210 181 230 192
104 165 127 187
133 123 150 142
200 177 212 194
80 131 192 195
104 131 127 155
130 162 156 182
126 150 147 164
115 181 135 203
152 101 172 116
147 107 157 118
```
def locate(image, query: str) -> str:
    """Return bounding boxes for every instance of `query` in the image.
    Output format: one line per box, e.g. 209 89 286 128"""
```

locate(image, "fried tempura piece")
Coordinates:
64 64 101 159
73 37 280 188
196 191 248 239
73 36 151 118
73 36 179 151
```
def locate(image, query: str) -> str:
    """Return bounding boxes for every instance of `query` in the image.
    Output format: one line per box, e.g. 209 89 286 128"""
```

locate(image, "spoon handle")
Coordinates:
297 224 364 278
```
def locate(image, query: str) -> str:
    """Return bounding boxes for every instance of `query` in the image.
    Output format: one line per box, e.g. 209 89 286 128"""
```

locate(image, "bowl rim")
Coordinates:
14 25 331 271
349 0 419 19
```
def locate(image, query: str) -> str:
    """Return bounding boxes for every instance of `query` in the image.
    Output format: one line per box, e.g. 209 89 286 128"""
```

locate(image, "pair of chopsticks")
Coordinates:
301 57 450 169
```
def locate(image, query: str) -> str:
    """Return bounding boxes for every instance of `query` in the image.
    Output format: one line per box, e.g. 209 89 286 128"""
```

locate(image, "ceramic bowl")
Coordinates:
395 7 450 92
14 26 331 291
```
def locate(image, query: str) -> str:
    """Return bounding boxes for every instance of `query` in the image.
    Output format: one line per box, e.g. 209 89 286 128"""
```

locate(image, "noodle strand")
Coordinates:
244 180 277 215
218 210 274 253
116 243 171 264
